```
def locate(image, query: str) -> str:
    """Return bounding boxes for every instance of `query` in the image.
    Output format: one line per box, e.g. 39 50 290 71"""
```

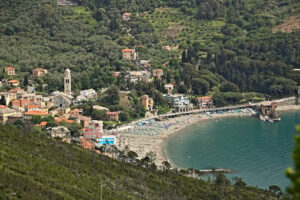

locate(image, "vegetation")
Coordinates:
0 125 279 199
0 0 299 108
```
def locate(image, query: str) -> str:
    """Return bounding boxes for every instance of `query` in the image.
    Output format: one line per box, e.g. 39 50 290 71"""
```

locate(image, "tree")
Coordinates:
24 74 29 86
220 82 239 92
286 126 300 199
177 84 187 94
31 115 42 125
0 95 6 106
119 111 129 122
127 151 138 163
162 161 171 170
146 151 156 164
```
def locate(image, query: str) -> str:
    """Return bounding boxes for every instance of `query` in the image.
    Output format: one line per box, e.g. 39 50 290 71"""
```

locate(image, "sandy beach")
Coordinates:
118 109 255 166
117 103 300 167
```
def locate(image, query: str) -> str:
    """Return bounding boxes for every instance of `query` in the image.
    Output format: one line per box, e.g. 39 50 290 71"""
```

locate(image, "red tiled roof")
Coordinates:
123 12 131 16
9 88 24 93
122 49 134 52
7 80 19 83
33 68 45 71
106 112 119 115
40 121 47 126
197 96 212 100
0 105 7 109
5 67 15 70
27 104 41 109
24 111 47 116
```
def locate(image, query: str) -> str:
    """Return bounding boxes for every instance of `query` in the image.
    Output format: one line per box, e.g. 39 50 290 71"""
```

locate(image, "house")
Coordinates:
0 108 17 124
57 0 78 6
8 88 24 94
80 89 96 99
55 117 74 125
51 126 71 143
139 60 151 69
36 121 47 128
93 105 109 111
83 120 103 140
152 69 163 80
122 49 137 60
26 104 42 112
162 46 171 51
69 108 83 118
165 84 174 94
106 112 119 121
51 92 73 108
6 80 19 87
140 95 154 111
125 71 151 83
197 96 214 109
32 68 48 78
0 105 7 109
5 67 15 75
77 115 91 128
23 111 47 120
260 102 277 116
165 94 193 112
122 12 131 21
112 72 121 77
7 112 23 124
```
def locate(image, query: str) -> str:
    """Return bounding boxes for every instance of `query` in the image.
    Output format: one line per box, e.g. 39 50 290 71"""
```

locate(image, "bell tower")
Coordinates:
64 68 71 95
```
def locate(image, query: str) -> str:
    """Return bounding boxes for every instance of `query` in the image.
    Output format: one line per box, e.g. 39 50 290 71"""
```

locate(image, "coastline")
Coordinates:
158 112 254 167
159 104 300 168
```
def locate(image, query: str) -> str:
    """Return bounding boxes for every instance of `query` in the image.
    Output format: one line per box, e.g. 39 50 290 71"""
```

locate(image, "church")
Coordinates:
51 69 73 108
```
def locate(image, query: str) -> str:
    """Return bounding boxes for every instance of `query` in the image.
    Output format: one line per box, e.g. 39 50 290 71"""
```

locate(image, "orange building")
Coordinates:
5 67 15 75
6 80 19 87
122 49 137 60
106 112 119 121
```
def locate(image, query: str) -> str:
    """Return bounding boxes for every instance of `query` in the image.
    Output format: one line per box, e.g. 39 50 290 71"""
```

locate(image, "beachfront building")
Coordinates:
106 112 119 121
260 101 277 116
32 68 48 78
83 120 103 140
152 69 163 80
165 94 193 112
122 49 137 60
51 126 71 143
122 12 131 21
140 95 154 111
5 67 15 76
98 135 117 146
197 96 214 109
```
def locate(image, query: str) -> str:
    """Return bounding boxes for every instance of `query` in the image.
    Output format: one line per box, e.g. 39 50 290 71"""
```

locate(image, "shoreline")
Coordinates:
159 104 300 168
159 112 254 168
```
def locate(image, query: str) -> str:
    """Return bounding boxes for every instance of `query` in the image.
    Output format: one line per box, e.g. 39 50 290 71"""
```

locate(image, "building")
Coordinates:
64 68 72 96
99 135 117 146
139 60 151 69
140 95 154 111
55 117 74 126
162 46 171 51
165 94 192 112
197 96 214 109
6 80 19 87
51 126 71 143
165 84 174 94
106 112 119 121
125 71 151 83
57 0 78 6
83 120 103 140
77 115 91 128
122 49 137 60
73 89 96 104
260 101 277 116
51 92 72 108
23 111 48 120
5 67 15 75
93 105 109 111
26 104 42 112
32 68 48 78
0 108 17 124
69 108 83 118
152 69 163 80
122 12 131 21
112 72 121 77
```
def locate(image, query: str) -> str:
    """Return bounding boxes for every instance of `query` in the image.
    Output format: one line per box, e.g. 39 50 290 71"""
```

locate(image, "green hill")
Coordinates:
0 126 279 199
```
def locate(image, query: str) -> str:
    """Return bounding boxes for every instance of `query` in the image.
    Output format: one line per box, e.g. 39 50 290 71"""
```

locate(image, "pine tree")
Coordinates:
24 74 29 86
181 50 187 63
0 95 6 105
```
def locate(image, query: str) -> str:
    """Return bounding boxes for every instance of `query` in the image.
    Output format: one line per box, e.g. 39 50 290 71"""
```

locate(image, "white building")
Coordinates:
51 126 71 143
64 68 72 96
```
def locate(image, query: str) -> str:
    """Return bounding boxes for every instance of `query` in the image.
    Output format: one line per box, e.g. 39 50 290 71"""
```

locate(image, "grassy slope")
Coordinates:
0 126 277 199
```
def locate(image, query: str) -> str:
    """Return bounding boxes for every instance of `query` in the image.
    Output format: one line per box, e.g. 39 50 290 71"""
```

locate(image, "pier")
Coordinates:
198 168 234 173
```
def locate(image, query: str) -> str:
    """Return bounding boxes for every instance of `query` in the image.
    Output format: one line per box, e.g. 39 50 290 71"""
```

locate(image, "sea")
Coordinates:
165 111 300 189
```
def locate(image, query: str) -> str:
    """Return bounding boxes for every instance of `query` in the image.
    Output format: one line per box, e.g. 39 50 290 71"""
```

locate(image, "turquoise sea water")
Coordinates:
166 111 300 189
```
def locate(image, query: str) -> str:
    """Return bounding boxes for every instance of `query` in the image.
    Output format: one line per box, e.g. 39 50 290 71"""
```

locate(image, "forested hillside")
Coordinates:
0 125 279 199
0 0 299 104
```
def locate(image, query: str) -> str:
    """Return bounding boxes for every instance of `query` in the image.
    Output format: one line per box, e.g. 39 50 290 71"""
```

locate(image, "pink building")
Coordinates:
197 96 214 109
